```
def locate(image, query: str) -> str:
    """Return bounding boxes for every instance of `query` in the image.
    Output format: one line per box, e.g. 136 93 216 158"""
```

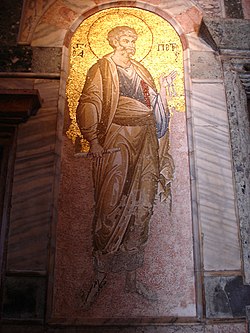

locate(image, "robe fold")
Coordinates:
77 53 174 273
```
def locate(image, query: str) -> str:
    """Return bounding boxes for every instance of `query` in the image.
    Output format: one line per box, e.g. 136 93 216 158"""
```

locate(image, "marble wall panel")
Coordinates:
31 23 67 47
6 79 59 271
192 81 241 271
0 78 35 90
33 79 60 107
186 32 214 52
190 51 223 80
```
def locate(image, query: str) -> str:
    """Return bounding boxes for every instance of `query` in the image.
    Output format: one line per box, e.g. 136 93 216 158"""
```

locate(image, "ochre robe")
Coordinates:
77 54 173 273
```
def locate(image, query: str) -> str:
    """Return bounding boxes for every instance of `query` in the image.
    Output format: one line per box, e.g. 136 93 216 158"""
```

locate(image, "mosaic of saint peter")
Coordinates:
76 26 175 309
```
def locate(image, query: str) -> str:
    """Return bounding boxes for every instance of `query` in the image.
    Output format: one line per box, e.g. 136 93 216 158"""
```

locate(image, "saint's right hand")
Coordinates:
89 139 104 158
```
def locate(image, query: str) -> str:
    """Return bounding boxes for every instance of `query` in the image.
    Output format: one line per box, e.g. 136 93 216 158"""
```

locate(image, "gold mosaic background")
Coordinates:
66 7 185 151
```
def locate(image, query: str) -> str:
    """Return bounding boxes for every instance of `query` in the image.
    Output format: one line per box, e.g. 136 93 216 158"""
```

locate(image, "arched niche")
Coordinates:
19 0 203 46
51 4 202 324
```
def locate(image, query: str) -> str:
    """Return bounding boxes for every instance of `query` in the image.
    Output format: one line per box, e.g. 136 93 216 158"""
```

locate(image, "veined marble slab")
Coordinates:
192 82 241 271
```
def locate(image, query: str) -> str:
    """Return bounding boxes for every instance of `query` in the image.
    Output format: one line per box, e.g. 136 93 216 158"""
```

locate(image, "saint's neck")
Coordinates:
112 51 132 69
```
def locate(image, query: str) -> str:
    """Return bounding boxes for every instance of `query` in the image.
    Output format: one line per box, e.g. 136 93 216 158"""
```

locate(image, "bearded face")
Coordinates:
115 35 136 57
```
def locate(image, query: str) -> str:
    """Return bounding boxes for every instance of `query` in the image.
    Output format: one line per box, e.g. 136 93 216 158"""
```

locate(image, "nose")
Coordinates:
128 41 135 48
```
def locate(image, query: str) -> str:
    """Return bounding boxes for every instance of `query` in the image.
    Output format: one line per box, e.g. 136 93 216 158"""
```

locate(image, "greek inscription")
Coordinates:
72 44 85 58
157 43 178 51
157 43 180 61
157 44 165 51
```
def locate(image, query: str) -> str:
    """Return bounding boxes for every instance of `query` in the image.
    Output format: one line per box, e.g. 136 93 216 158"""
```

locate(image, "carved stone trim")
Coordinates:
0 89 41 124
239 70 250 97
198 19 218 51
222 59 250 285
199 18 250 51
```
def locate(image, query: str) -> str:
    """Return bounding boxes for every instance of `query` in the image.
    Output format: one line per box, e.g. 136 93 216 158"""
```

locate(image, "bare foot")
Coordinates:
81 273 107 310
125 270 158 301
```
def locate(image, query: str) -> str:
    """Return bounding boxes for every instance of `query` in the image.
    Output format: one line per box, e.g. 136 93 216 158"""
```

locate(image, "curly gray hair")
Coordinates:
107 26 137 48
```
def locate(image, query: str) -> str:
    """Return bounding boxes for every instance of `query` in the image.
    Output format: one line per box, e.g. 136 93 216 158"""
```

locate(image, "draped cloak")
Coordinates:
77 53 174 273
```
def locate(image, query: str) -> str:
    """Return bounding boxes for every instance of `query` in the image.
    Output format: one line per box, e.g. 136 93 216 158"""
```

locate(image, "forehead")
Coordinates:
119 34 137 41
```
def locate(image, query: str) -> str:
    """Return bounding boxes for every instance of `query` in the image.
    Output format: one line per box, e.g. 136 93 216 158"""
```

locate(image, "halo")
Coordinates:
87 10 153 62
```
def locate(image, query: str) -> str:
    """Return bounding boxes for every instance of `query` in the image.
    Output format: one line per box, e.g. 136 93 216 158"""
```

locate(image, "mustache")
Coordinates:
121 46 135 53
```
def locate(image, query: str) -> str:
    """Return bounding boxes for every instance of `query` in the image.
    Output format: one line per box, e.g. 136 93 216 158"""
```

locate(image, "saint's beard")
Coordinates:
120 46 135 57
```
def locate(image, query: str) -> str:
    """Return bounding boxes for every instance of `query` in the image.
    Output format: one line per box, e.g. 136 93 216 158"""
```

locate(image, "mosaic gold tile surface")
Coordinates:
66 7 185 151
